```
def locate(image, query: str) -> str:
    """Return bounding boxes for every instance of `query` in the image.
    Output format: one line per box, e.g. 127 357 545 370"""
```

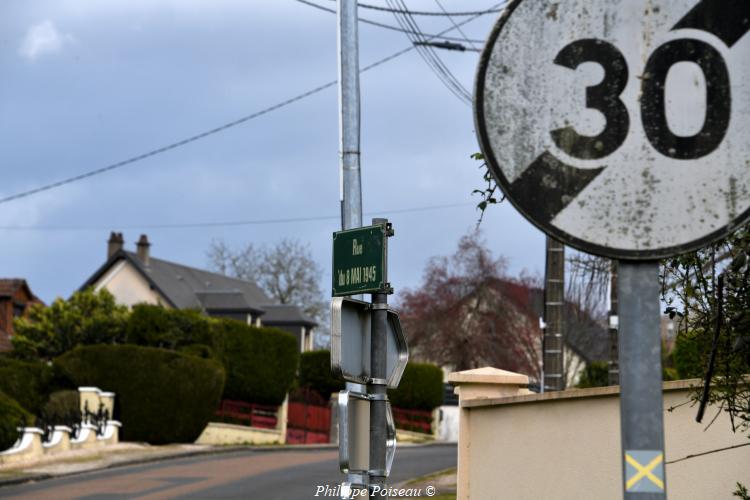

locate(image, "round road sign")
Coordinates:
475 0 750 259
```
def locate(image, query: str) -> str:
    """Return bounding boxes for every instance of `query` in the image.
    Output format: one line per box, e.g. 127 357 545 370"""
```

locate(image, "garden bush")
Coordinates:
298 350 344 399
388 362 443 411
54 344 225 444
215 320 298 406
673 329 710 379
0 390 31 451
12 289 128 360
0 356 53 415
41 390 81 426
576 361 609 389
126 305 217 353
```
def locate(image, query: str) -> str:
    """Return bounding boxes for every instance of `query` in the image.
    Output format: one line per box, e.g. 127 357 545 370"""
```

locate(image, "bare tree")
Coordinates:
563 252 611 385
207 239 328 341
397 231 542 380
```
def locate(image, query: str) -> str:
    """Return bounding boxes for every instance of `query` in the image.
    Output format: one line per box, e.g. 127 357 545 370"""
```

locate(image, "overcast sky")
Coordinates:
0 0 545 304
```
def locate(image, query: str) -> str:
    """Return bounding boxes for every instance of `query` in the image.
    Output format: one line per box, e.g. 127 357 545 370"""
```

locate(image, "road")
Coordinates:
0 444 456 499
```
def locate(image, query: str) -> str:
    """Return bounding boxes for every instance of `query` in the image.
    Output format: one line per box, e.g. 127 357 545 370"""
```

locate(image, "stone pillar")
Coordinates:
277 395 288 444
99 391 116 417
78 387 101 419
447 367 532 500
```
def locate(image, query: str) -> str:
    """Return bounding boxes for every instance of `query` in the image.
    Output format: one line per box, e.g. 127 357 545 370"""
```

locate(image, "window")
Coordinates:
12 303 25 318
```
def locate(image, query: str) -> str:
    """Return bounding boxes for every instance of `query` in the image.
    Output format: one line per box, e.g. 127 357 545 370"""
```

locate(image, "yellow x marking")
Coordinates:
626 453 664 490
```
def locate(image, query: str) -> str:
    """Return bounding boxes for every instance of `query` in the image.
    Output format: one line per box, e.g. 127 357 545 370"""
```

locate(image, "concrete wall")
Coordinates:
195 422 284 446
451 370 749 500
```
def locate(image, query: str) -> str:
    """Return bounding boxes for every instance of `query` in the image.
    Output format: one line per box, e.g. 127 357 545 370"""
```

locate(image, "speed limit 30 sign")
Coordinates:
476 0 750 259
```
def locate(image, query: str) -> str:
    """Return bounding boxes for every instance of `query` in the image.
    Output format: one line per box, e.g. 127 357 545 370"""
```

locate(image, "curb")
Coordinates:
0 443 337 488
0 442 450 489
0 441 455 489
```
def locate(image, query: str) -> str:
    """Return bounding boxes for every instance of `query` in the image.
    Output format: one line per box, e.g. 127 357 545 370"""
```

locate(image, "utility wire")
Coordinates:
325 0 504 16
395 0 474 102
0 4 498 206
434 0 478 51
0 47 409 206
0 202 474 231
387 0 472 104
294 0 485 43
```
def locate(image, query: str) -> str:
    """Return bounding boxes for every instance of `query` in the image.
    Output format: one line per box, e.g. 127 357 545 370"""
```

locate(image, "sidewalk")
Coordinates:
0 441 338 487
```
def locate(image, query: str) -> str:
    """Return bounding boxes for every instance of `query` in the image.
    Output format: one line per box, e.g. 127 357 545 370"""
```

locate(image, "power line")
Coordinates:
294 0 485 43
0 4 498 206
434 0 479 51
387 0 472 104
0 202 474 231
0 48 410 206
326 0 504 17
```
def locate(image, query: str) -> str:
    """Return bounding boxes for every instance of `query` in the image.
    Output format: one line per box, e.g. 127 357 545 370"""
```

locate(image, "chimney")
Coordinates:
136 234 151 266
107 232 124 259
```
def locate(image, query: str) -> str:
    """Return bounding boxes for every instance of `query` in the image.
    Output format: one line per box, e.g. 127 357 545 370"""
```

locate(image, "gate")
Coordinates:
215 400 278 429
286 388 332 444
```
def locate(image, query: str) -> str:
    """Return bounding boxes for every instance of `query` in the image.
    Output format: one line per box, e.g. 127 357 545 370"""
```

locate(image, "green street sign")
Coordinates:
332 224 387 296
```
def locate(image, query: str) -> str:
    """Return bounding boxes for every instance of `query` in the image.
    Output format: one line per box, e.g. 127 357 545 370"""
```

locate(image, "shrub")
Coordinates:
299 350 344 399
55 344 225 444
576 361 610 389
126 305 217 352
12 289 128 360
179 343 215 360
41 390 81 426
0 390 31 451
215 320 298 406
0 356 53 415
673 329 710 379
389 362 443 411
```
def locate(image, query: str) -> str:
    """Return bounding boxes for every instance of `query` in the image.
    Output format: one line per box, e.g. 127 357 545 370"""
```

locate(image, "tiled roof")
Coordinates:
261 304 317 327
81 249 316 327
0 279 27 297
124 252 268 312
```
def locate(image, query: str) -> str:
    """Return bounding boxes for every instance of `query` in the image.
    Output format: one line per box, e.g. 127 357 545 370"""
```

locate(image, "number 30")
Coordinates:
552 38 731 161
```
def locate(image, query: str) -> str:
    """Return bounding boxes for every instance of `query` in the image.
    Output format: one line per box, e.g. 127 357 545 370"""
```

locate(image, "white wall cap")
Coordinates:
78 387 101 394
447 367 529 386
18 427 45 435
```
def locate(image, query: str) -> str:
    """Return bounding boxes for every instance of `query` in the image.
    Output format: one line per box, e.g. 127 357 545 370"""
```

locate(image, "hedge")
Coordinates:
126 305 217 353
388 362 443 411
576 361 609 389
41 390 81 426
299 350 344 399
54 344 225 444
673 329 710 379
0 356 53 415
215 320 298 406
0 390 31 451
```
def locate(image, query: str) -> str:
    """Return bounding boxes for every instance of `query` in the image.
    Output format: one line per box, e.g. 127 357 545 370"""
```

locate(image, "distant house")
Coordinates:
408 277 609 391
484 279 609 387
0 279 43 352
80 233 317 353
519 281 610 387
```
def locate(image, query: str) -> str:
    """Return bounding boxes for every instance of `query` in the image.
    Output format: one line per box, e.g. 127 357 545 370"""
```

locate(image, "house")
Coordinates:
518 280 610 387
0 279 43 352
80 233 316 353
406 277 609 390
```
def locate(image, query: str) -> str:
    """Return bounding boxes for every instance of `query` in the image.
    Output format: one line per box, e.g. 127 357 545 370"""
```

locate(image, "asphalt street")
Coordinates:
0 444 456 499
